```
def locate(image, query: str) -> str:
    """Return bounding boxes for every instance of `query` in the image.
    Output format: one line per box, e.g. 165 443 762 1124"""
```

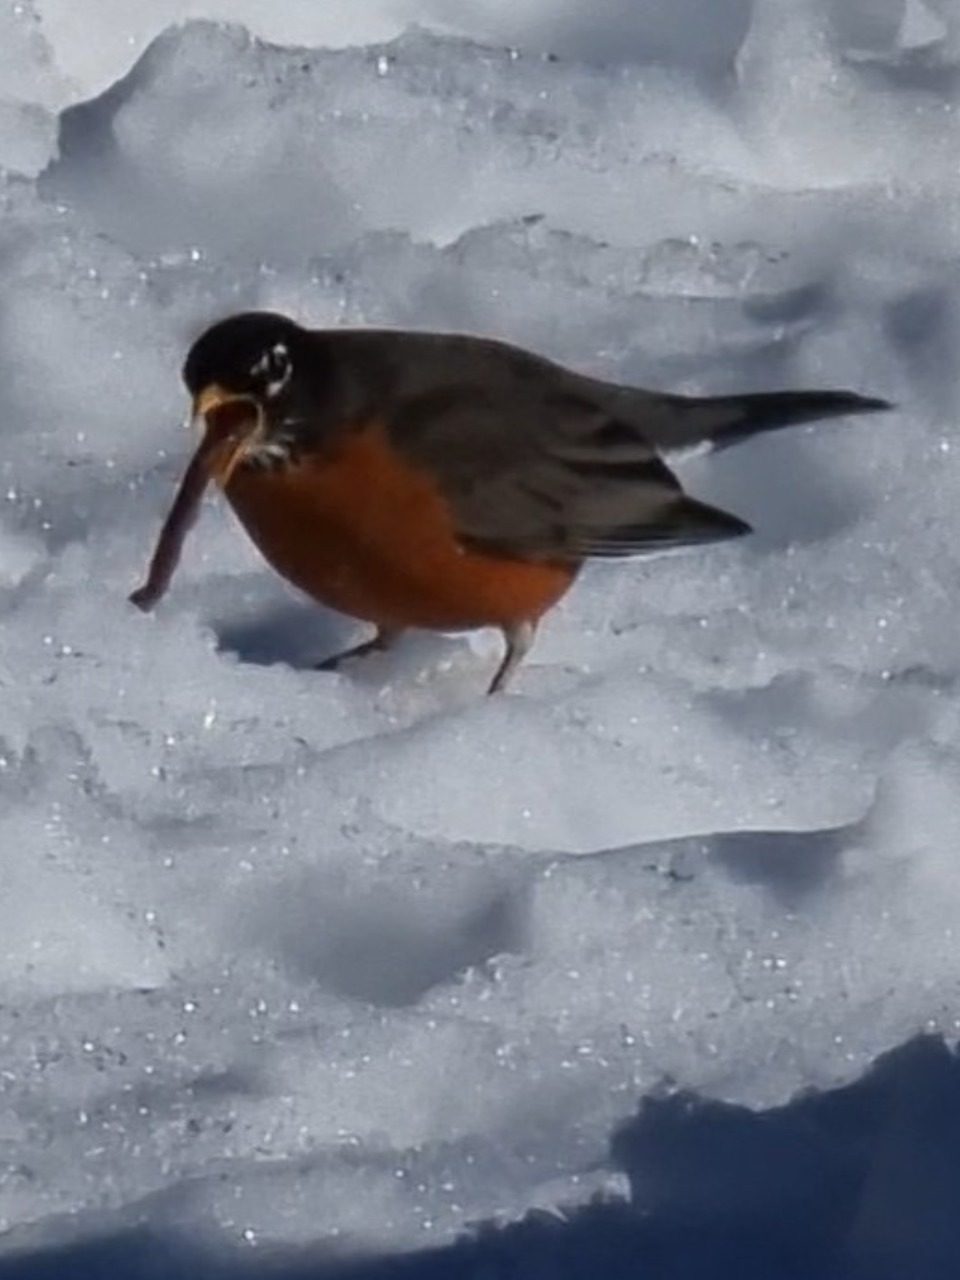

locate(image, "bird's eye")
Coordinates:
250 343 291 397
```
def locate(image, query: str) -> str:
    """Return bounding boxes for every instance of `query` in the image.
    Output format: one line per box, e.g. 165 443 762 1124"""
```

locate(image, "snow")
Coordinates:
2 0 960 1275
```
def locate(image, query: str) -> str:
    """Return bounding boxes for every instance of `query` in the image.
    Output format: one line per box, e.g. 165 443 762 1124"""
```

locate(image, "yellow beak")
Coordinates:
192 383 262 489
193 383 244 422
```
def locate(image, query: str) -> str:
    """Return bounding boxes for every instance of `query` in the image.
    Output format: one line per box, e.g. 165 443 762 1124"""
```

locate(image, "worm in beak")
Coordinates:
192 384 264 488
129 388 262 611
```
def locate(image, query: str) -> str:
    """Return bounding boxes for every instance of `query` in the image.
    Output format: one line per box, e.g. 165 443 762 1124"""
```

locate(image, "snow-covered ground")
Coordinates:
2 1 960 1275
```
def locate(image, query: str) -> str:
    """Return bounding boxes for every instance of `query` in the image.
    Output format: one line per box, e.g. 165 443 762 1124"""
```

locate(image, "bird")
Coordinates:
130 311 890 694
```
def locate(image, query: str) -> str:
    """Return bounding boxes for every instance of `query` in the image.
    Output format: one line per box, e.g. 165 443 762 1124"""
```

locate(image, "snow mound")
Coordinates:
0 3 959 1270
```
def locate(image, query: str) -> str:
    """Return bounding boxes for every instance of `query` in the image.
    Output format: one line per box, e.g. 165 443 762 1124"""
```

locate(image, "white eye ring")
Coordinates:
250 342 292 398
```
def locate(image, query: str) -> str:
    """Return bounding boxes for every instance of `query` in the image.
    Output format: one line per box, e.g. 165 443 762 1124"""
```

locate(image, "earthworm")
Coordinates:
129 439 214 611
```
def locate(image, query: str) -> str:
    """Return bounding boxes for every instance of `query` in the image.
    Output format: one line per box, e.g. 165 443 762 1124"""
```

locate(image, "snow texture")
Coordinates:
1 0 960 1276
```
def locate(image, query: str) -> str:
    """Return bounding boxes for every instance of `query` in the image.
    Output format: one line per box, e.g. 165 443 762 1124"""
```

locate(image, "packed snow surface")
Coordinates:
1 0 960 1272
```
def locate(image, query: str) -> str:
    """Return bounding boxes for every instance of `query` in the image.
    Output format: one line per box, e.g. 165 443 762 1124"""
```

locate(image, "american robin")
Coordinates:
131 311 889 693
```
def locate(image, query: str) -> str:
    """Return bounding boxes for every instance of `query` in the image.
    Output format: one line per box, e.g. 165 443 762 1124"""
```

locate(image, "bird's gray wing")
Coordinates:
388 383 750 561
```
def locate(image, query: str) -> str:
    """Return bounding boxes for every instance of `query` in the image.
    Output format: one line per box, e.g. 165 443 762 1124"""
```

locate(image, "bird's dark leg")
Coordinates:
487 620 536 694
315 626 402 672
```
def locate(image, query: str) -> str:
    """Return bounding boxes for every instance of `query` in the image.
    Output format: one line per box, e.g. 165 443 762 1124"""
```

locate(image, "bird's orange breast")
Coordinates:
218 422 575 630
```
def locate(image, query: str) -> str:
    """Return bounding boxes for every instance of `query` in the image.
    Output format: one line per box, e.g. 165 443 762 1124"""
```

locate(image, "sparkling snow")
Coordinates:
2 0 960 1275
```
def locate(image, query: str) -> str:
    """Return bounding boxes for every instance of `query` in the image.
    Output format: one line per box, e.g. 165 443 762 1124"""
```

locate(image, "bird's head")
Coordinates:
182 311 310 486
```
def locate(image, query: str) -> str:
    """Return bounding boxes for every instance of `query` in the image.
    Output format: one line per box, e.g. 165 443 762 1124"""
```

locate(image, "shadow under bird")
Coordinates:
131 312 890 692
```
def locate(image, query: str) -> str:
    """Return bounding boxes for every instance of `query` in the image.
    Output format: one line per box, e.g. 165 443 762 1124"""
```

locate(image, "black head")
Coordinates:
182 311 310 405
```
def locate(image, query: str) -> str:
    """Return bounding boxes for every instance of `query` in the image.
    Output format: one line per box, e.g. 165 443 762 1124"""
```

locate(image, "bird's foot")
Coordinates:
315 626 402 672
